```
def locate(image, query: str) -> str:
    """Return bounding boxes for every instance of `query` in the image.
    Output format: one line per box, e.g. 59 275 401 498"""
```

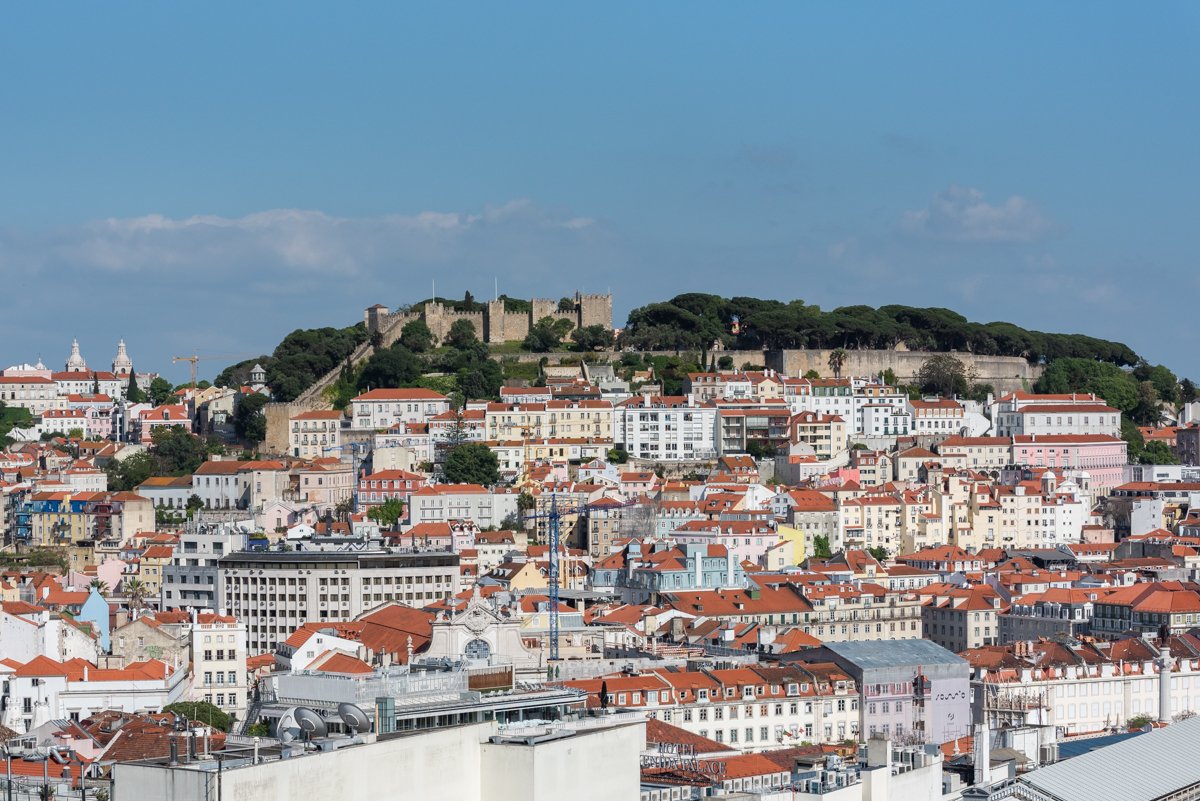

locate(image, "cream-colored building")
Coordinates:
484 402 549 441
191 612 250 718
546 399 613 439
289 409 344 459
937 436 1012 471
787 411 849 459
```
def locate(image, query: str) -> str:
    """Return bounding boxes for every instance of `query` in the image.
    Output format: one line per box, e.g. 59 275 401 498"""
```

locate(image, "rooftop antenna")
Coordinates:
495 277 499 302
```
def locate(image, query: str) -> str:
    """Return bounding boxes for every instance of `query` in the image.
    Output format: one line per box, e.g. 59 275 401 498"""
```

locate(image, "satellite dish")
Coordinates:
294 707 327 739
337 703 371 734
276 708 301 744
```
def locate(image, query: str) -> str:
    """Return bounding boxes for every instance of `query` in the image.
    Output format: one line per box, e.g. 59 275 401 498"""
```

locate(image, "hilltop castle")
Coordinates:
365 292 613 346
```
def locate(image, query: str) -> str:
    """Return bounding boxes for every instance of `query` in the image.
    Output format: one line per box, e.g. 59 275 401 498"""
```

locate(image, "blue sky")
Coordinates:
2 3 1198 383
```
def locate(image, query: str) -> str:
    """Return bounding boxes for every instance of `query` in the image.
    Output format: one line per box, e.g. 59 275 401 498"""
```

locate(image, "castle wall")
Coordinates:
766 349 1042 393
422 304 486 344
577 293 613 330
267 293 614 450
485 310 532 344
263 399 325 455
530 299 559 324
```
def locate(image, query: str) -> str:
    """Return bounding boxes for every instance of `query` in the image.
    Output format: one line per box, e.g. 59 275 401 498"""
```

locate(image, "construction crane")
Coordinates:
171 352 257 391
523 493 636 664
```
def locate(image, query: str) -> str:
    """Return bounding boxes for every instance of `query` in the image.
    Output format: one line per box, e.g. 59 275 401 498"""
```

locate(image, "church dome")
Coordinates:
65 339 88 372
112 339 133 375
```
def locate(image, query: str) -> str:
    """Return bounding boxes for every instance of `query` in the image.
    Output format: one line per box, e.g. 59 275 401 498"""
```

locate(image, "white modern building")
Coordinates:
351 388 451 431
614 395 718 461
218 549 460 654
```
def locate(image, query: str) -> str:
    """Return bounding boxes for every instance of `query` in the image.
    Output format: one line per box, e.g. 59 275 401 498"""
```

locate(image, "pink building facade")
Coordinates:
1013 434 1127 494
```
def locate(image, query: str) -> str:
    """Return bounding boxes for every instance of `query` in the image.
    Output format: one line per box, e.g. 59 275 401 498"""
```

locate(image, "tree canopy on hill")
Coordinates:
214 324 367 401
107 426 226 491
620 293 1139 366
1035 357 1177 426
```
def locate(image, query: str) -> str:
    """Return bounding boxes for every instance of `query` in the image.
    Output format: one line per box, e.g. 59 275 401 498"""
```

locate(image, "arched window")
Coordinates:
464 638 491 661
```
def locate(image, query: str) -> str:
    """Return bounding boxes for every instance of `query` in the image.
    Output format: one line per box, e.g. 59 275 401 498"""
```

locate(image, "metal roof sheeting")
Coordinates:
1017 716 1200 801
822 639 968 670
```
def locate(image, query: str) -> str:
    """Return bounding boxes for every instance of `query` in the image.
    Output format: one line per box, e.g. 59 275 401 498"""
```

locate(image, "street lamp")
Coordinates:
2 746 13 801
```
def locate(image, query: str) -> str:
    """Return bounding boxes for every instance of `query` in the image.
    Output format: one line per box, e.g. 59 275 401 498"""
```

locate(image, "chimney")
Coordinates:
1158 654 1173 724
973 722 992 786
726 551 735 585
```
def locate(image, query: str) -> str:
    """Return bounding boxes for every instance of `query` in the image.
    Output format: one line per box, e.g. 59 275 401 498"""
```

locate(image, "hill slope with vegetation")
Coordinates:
215 294 1192 462
619 293 1139 365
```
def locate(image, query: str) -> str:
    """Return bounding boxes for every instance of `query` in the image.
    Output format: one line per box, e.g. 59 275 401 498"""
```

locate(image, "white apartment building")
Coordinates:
564 664 862 751
0 657 187 732
218 550 460 655
784 379 857 427
1004 403 1121 438
190 613 250 718
860 404 912 438
350 388 451 431
191 460 255 511
52 370 125 398
969 637 1200 737
289 409 344 459
787 411 849 459
907 398 965 436
406 485 519 529
0 376 63 415
992 474 1087 549
614 395 718 461
992 392 1121 437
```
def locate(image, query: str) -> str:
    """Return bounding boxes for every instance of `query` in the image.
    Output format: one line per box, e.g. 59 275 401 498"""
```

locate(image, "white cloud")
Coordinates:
0 201 605 280
901 185 1055 243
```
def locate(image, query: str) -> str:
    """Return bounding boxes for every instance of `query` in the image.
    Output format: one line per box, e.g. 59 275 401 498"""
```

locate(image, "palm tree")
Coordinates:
828 348 848 380
88 579 110 595
123 577 150 611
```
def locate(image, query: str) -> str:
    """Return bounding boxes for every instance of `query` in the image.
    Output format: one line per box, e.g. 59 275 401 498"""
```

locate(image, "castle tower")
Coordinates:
65 339 88 372
112 339 133 375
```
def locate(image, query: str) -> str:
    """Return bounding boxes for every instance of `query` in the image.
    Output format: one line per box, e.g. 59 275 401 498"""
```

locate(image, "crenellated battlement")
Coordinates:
365 292 613 345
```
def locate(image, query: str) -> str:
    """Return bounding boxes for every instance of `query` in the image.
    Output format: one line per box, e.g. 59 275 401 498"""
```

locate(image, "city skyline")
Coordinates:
2 2 1197 380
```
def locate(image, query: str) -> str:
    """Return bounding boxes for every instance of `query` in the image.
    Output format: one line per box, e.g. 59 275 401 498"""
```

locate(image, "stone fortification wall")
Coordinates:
263 399 318 454
767 349 1041 393
364 292 613 347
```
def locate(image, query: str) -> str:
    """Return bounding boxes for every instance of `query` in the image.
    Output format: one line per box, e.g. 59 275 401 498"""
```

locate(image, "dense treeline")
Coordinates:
324 319 504 409
620 293 1139 366
215 324 368 401
1034 357 1188 428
